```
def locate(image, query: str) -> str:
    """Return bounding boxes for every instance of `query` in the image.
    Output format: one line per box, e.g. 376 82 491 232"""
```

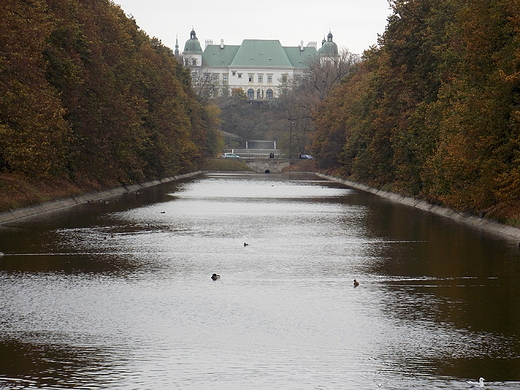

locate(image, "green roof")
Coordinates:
284 46 317 69
202 39 319 69
230 40 293 69
317 41 338 57
202 45 240 67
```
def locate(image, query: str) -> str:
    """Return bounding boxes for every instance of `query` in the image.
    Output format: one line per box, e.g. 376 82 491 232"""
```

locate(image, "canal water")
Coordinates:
0 172 519 389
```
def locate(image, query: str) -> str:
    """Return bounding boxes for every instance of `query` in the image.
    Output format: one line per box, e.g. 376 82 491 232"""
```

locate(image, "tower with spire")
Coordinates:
174 35 180 58
317 30 339 63
182 27 203 67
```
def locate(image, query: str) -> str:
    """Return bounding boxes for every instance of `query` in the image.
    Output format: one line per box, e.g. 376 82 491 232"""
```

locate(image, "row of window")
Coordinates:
231 71 278 83
247 88 274 99
200 71 293 86
203 73 274 83
204 72 290 83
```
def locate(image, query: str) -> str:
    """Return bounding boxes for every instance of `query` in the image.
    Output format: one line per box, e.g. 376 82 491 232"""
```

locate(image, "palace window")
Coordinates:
282 74 288 83
266 89 273 99
247 89 254 99
258 75 263 82
248 74 254 82
223 74 228 83
267 74 273 83
237 73 242 79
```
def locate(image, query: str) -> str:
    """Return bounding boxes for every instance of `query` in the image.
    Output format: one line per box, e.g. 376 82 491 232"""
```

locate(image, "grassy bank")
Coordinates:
201 158 253 171
0 173 95 213
282 160 316 172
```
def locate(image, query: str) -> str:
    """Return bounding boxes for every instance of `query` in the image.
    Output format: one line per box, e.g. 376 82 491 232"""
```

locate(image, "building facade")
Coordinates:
180 29 338 100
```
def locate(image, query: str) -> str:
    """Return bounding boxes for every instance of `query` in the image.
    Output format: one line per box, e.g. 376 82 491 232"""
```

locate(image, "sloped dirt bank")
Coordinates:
318 173 520 241
0 172 202 225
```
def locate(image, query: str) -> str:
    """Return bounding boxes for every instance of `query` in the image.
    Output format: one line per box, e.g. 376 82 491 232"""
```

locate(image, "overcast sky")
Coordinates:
113 0 393 55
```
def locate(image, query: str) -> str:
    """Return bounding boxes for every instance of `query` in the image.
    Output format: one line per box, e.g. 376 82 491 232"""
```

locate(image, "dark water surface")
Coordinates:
0 172 519 389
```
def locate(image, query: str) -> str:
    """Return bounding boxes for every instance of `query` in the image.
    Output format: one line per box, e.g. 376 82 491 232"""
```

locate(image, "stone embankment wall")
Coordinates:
243 159 292 173
318 173 520 241
0 172 202 225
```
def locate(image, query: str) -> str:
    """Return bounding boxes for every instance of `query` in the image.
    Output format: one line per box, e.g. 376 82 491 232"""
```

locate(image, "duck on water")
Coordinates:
466 378 485 388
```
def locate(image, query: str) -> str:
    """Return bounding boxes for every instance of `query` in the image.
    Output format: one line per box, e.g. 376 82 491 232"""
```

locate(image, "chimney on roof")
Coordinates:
220 39 225 49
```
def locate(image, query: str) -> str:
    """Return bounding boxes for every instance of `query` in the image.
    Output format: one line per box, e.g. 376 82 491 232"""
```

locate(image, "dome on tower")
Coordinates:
318 31 338 57
183 28 202 53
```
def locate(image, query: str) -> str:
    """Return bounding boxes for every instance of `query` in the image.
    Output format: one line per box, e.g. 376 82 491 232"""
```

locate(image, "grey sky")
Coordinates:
113 0 392 55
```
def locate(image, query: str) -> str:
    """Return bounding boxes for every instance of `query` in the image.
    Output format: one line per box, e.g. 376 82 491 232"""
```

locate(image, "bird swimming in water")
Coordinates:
466 378 485 388
243 243 249 247
211 274 220 280
353 279 359 287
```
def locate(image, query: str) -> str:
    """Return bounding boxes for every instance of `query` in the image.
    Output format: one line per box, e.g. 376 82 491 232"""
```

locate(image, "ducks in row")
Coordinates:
211 273 360 287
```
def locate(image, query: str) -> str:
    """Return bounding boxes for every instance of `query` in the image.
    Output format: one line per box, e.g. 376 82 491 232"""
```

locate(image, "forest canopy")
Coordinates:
312 0 520 222
0 0 222 189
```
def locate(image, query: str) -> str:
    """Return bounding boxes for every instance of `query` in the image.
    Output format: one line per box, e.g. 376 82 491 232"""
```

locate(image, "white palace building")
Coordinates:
176 29 339 100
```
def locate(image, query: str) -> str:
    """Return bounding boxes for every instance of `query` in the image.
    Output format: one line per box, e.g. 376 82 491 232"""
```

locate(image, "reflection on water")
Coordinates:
0 172 519 389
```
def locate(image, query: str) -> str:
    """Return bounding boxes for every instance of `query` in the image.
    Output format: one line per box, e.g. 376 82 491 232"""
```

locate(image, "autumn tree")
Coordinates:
304 49 360 101
1 0 221 190
422 0 520 213
0 0 70 177
277 49 359 158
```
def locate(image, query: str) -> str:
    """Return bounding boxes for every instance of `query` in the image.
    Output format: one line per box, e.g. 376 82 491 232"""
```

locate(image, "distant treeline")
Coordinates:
313 0 520 222
0 0 222 187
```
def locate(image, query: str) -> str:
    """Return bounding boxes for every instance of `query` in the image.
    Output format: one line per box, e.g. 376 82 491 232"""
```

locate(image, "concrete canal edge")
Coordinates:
3 170 520 241
0 171 202 225
318 173 520 241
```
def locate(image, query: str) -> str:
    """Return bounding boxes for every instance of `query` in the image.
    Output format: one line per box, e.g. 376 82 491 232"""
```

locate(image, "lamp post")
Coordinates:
289 121 294 159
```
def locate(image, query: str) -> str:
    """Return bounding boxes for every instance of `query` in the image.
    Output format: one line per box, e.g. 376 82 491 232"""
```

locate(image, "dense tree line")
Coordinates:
0 0 221 188
313 0 520 221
